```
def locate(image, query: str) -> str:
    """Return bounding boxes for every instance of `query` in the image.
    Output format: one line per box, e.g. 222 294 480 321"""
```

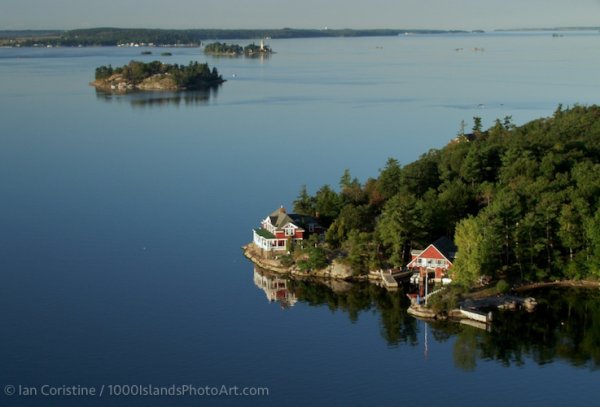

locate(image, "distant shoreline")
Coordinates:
494 26 600 32
1 27 598 48
0 27 474 47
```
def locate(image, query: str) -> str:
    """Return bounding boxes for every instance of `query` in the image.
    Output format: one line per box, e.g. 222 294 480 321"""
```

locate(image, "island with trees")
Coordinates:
203 41 273 57
245 105 600 300
91 60 224 92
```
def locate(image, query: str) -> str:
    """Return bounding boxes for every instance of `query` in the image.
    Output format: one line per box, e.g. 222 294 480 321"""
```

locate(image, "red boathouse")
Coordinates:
406 236 457 279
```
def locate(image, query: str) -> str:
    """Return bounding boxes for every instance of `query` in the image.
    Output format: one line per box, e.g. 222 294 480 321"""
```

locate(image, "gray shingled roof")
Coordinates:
268 208 299 229
267 208 321 231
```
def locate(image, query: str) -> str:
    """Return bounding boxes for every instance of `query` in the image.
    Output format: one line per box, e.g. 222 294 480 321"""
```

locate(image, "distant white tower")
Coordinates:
260 39 265 52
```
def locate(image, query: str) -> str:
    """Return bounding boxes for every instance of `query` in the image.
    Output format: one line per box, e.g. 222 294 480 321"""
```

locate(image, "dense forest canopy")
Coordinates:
292 105 600 286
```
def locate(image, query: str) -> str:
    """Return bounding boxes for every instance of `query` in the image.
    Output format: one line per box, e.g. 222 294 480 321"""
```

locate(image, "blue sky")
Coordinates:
2 0 600 30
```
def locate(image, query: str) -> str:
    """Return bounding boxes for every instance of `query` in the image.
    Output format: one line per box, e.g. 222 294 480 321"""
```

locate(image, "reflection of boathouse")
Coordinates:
253 268 297 308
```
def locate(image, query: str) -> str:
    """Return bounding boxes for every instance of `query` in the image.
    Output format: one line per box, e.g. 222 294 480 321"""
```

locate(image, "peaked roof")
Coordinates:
268 208 300 229
266 207 321 231
431 236 457 260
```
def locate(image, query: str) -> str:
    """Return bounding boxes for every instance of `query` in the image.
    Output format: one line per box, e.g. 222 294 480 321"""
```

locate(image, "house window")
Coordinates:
285 227 295 236
437 259 444 265
416 258 422 265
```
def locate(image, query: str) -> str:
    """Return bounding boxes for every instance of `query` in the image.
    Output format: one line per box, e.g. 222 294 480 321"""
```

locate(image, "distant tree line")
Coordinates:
292 105 600 286
7 27 471 47
0 30 62 38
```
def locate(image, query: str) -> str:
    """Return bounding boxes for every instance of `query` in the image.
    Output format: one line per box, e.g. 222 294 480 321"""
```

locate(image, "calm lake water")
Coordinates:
1 31 599 406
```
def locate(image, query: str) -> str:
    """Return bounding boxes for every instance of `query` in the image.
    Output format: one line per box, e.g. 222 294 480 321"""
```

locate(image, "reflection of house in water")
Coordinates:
253 268 297 309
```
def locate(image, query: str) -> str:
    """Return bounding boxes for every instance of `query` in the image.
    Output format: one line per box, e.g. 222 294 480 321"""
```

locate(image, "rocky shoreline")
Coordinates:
513 280 600 291
242 243 373 282
407 295 537 326
91 73 182 92
243 244 600 328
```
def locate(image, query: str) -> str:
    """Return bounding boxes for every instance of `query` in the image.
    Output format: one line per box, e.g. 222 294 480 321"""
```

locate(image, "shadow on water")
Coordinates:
94 86 219 108
252 268 600 370
432 287 600 371
253 267 418 347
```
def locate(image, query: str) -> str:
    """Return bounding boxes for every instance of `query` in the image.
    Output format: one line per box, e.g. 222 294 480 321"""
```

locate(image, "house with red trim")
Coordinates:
252 206 323 252
406 236 457 279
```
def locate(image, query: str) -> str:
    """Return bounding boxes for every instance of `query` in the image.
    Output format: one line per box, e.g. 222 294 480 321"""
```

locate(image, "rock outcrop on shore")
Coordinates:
91 73 180 92
242 243 359 281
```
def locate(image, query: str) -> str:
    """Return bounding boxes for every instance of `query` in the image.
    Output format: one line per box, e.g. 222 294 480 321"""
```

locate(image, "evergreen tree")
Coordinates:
293 185 316 216
375 193 423 267
377 158 402 200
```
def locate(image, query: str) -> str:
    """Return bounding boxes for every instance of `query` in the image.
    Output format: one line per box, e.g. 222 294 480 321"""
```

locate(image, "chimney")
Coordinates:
279 205 286 214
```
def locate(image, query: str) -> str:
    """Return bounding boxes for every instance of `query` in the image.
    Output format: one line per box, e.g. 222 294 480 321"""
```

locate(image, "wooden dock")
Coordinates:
380 270 399 289
460 308 493 323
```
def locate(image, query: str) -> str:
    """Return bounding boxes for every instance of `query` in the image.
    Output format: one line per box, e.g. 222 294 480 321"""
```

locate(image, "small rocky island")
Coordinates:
203 40 273 57
90 60 225 92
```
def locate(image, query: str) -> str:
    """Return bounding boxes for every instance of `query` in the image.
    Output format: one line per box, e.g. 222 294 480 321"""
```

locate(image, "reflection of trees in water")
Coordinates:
287 279 417 346
94 87 219 107
254 269 600 370
431 288 600 371
376 290 419 346
453 328 479 371
483 288 600 369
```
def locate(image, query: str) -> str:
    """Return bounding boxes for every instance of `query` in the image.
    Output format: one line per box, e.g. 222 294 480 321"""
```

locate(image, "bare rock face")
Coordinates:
523 297 537 312
330 260 353 279
91 73 178 92
137 74 177 90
